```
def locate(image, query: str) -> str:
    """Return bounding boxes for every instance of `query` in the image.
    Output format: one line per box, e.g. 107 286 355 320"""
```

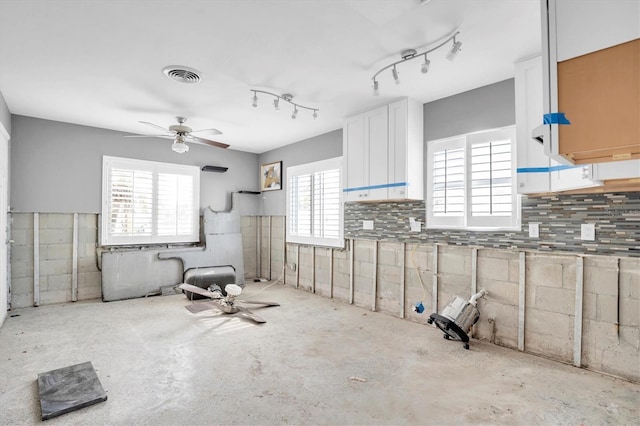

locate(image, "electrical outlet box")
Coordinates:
581 223 595 241
529 223 539 238
409 217 421 232
362 220 374 230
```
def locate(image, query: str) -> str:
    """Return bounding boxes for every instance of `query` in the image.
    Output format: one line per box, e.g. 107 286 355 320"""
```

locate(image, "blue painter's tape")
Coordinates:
517 165 581 173
343 182 407 192
543 112 571 125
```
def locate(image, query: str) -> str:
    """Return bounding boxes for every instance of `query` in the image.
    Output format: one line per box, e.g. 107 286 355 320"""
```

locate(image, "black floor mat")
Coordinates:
37 361 107 420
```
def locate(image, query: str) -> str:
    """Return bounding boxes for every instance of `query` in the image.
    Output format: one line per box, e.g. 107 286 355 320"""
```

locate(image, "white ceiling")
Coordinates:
0 0 541 154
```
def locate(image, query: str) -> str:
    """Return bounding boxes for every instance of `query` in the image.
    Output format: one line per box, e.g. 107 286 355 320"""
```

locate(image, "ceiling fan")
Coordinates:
125 116 229 153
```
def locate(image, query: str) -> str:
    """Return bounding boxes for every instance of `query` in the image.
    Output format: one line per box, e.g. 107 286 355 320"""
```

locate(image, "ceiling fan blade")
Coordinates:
189 135 230 149
184 301 222 314
238 300 280 307
190 128 223 136
124 134 174 139
139 121 173 134
236 306 266 323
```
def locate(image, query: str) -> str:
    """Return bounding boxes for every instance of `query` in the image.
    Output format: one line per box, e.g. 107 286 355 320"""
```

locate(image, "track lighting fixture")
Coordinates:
421 55 431 74
447 36 462 60
371 30 461 96
250 90 319 120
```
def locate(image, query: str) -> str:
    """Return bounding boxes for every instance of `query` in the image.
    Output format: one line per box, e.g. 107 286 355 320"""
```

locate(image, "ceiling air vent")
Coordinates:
162 65 203 84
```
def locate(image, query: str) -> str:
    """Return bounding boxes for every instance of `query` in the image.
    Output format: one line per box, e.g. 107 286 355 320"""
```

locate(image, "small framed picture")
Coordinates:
260 161 282 191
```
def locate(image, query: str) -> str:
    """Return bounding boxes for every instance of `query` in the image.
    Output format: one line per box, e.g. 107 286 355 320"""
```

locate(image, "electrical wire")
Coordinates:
410 243 429 301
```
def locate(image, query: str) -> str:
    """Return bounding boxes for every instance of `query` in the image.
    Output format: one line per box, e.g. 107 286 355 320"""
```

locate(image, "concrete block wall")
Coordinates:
9 213 101 309
248 220 640 382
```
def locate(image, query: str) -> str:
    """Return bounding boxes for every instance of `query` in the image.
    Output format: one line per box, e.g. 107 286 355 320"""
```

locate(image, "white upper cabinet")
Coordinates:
343 98 423 201
554 0 640 61
388 99 424 200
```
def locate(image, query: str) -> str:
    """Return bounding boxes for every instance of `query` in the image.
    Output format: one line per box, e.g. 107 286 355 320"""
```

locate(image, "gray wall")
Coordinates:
258 129 342 216
10 115 259 214
424 78 515 141
0 91 10 135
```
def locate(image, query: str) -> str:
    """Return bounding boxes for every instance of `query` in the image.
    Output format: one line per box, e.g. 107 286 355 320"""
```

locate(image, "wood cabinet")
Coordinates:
343 98 423 201
542 0 640 167
558 39 639 164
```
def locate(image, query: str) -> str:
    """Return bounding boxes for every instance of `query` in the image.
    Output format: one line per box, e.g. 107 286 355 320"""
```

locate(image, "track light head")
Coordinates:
421 56 431 74
292 107 298 119
447 38 462 61
372 80 379 96
392 66 400 85
313 110 318 119
252 92 258 107
273 98 280 111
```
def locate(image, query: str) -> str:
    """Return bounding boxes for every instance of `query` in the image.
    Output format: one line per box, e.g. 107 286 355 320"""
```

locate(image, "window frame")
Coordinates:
101 156 200 246
286 157 344 248
426 126 520 231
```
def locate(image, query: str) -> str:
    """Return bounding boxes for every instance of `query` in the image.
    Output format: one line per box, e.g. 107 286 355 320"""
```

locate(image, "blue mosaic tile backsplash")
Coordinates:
344 192 640 257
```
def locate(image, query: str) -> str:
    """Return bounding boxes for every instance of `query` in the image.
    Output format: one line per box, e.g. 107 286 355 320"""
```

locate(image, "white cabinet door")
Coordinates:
343 114 367 201
515 56 551 194
364 105 389 200
554 0 640 62
388 98 424 200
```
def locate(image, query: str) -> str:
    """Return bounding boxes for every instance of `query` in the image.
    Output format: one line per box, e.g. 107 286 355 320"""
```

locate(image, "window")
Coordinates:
426 126 520 230
287 157 343 247
101 156 200 245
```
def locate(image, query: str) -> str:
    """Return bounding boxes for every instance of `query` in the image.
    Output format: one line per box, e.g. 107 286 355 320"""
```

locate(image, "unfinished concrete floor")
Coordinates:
0 282 638 425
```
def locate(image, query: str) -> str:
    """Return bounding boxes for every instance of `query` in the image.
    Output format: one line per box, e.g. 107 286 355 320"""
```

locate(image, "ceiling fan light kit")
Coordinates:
372 30 461 96
250 90 319 120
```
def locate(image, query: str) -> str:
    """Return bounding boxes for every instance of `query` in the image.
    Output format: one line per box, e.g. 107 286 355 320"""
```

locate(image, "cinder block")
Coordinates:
78 227 98 244
354 241 374 262
40 289 71 305
596 294 619 324
620 258 640 299
45 244 72 260
439 250 470 275
354 260 374 279
10 293 33 309
378 264 401 283
39 229 72 245
10 276 33 295
508 258 520 283
620 297 640 327
353 275 373 296
477 256 510 282
583 292 597 321
47 274 72 291
78 285 102 301
10 229 33 246
525 308 573 340
533 286 575 316
526 258 563 288
561 260 576 290
10 213 33 230
9 261 31 279
406 244 431 271
79 271 102 287
40 259 72 276
11 246 34 263
479 278 518 306
79 213 98 229
584 263 618 296
43 213 73 229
